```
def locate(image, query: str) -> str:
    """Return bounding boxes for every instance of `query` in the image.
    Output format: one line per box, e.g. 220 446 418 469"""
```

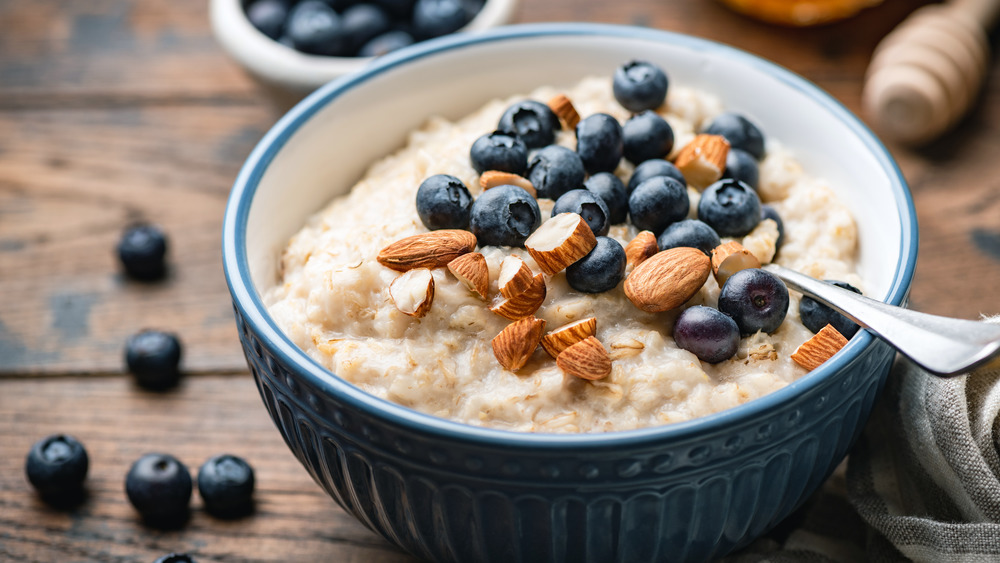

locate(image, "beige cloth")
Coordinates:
728 317 1000 563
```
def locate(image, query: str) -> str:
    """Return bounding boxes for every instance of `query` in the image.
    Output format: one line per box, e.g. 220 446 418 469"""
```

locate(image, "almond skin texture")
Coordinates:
377 230 477 272
541 317 597 358
548 93 581 129
388 268 435 317
625 230 659 270
624 247 711 312
524 213 597 275
492 317 546 372
498 255 534 299
711 241 761 287
490 273 546 320
674 134 730 188
447 252 489 299
556 336 612 380
791 324 848 371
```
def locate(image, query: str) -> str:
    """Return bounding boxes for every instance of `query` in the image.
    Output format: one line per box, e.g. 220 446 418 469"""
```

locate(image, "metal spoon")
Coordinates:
765 264 1000 377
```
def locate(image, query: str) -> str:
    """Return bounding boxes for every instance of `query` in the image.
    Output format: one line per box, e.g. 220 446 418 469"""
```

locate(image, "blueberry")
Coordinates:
525 145 586 200
628 176 689 234
411 0 468 39
613 60 669 113
125 330 183 391
117 223 168 281
583 172 628 225
470 131 527 175
358 30 414 57
285 1 346 56
718 268 789 336
371 0 416 19
565 236 627 293
498 100 560 149
656 219 720 255
760 204 785 253
415 174 472 230
799 281 862 339
551 189 610 237
703 112 766 160
622 110 674 164
697 179 761 238
153 555 196 563
198 454 255 519
245 0 289 40
626 158 686 194
25 434 89 501
575 113 623 174
468 184 540 247
722 148 759 191
125 453 192 527
673 305 740 364
341 4 391 54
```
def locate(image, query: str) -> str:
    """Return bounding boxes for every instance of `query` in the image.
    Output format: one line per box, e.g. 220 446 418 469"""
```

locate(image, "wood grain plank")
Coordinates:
0 375 416 563
0 105 285 375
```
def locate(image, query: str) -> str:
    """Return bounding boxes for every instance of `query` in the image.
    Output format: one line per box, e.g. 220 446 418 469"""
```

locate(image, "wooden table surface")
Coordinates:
2 0 999 561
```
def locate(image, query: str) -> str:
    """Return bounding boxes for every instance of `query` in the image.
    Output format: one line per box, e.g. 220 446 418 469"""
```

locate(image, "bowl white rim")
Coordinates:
222 22 918 449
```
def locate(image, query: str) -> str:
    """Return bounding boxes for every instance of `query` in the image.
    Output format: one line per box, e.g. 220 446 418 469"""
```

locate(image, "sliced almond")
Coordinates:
524 213 597 275
541 317 597 358
711 241 761 287
674 134 730 188
490 273 546 320
625 231 659 270
479 171 537 198
492 316 546 372
377 230 477 272
556 336 612 380
389 268 434 318
498 255 534 298
623 247 711 312
447 252 489 299
791 324 849 371
548 93 580 129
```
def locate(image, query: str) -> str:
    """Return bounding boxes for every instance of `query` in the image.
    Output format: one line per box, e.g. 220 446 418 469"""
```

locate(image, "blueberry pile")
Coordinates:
244 0 485 58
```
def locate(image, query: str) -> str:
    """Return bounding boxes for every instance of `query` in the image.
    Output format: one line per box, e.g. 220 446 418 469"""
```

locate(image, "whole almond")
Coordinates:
524 213 597 275
447 252 489 299
711 241 761 287
498 255 534 298
389 268 435 318
377 230 477 272
624 247 711 312
492 316 546 372
490 273 546 320
541 317 597 358
791 324 848 371
556 336 612 380
625 231 659 270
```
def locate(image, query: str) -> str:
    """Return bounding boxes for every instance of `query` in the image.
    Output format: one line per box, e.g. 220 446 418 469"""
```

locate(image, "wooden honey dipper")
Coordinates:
862 0 999 144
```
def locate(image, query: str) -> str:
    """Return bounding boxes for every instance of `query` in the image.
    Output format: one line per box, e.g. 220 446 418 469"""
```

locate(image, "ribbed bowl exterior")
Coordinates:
235 306 894 562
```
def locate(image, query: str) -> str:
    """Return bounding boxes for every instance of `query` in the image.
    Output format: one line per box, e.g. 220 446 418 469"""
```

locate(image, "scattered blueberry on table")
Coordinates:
125 453 193 528
197 454 256 519
124 329 184 390
117 223 168 281
243 0 484 58
25 434 89 503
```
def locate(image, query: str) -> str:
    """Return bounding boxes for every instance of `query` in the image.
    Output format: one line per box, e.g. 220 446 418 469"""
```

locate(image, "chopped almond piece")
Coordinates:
791 324 849 371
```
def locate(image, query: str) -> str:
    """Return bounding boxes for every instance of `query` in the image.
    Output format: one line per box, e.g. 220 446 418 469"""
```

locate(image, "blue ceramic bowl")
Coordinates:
223 23 917 562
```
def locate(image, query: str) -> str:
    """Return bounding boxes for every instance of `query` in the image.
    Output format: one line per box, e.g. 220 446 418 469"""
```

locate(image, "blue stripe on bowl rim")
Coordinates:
222 22 918 450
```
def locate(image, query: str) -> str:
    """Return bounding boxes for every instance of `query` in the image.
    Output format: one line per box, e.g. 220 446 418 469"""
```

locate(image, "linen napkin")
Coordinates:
727 316 1000 562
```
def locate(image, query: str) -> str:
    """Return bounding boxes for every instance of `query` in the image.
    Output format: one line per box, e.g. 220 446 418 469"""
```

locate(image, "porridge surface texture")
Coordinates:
265 77 861 433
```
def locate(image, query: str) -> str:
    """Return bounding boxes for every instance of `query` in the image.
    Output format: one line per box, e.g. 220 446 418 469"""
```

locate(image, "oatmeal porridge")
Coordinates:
264 67 862 433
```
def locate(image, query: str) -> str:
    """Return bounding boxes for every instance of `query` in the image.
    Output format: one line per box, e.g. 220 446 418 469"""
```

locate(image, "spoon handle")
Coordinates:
765 265 1000 377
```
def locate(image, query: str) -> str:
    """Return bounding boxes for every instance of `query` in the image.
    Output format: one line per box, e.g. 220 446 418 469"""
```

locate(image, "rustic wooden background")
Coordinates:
1 0 998 560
